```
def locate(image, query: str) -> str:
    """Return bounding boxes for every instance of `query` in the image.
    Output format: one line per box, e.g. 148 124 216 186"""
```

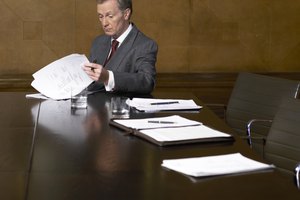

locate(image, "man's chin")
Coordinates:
104 31 114 36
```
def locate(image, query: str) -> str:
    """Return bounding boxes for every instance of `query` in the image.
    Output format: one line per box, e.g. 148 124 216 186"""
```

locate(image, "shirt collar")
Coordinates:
113 23 133 45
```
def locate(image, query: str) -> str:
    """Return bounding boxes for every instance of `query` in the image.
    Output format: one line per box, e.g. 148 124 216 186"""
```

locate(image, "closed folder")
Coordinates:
109 115 234 146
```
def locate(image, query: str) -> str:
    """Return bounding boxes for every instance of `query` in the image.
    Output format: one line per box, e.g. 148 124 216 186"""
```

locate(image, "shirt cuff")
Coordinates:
104 70 115 91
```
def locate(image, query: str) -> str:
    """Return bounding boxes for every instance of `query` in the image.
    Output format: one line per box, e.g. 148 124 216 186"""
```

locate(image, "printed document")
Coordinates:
110 115 234 146
113 115 202 130
162 153 274 177
139 125 231 142
31 54 93 100
127 98 202 112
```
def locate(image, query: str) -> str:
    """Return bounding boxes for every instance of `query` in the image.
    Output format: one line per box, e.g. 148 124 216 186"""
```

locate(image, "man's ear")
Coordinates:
124 8 131 20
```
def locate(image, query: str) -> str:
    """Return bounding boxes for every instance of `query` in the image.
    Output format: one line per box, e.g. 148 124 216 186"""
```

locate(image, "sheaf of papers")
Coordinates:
139 125 231 142
113 115 202 130
162 153 274 178
127 98 202 112
31 54 93 100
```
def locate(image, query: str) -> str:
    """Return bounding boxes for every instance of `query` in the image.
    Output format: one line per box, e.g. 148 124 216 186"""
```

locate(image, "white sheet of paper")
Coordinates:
162 153 274 177
31 54 93 100
25 93 49 100
113 115 202 130
127 98 202 112
139 125 231 142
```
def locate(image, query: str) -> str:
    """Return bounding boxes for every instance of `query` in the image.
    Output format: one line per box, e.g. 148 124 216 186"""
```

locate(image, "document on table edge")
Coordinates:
161 153 275 177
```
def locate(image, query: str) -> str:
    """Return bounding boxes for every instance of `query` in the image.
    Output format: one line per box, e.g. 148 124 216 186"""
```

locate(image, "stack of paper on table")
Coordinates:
30 54 93 100
110 115 234 146
162 153 274 177
127 98 202 112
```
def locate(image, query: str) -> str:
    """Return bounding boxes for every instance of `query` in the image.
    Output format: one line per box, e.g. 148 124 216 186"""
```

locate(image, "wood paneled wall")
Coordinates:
1 1 300 109
1 0 300 75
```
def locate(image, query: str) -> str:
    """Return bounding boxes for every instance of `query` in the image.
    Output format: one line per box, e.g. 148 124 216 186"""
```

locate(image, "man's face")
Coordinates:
97 0 130 39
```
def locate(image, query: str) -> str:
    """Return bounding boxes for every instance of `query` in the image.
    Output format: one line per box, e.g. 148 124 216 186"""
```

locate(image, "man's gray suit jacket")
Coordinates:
89 24 158 94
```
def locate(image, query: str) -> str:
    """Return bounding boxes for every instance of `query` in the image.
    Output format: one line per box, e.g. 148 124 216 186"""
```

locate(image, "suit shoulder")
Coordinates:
134 31 157 49
92 34 110 45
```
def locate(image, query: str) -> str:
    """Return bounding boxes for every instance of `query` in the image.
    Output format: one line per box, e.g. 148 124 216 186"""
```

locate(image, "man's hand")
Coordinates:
83 62 109 85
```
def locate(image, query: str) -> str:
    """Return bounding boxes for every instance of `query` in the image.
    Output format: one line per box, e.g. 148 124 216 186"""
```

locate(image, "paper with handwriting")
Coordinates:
31 54 93 100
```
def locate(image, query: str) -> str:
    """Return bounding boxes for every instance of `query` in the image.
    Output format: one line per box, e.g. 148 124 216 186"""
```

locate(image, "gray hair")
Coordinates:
96 0 132 16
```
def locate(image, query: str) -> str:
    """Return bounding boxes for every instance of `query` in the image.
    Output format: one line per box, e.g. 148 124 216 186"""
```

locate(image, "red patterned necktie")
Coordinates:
103 39 119 67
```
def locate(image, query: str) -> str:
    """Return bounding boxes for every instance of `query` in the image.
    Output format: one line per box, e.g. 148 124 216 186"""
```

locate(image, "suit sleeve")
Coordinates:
113 39 158 94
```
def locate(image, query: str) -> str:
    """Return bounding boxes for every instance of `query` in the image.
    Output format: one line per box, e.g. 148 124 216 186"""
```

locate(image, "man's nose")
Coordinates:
101 17 108 27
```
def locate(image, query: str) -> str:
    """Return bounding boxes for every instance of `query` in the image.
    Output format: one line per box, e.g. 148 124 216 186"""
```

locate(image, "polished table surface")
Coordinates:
0 91 299 200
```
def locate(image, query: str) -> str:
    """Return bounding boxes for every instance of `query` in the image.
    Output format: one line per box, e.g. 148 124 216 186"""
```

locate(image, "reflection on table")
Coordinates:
0 91 299 200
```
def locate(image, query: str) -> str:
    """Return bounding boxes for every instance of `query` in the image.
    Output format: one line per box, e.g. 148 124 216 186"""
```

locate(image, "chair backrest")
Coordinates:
295 163 300 189
226 72 299 141
264 98 300 180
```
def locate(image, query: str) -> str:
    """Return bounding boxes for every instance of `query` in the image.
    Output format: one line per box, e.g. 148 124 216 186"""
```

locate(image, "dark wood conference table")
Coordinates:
0 91 299 200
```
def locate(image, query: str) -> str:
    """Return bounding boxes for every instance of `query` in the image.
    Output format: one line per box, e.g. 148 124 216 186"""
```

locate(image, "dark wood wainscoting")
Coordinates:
154 72 300 105
1 72 300 112
155 73 236 105
0 74 34 92
154 72 300 118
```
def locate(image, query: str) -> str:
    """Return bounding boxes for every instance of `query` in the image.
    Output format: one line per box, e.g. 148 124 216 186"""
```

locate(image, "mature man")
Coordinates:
83 0 158 94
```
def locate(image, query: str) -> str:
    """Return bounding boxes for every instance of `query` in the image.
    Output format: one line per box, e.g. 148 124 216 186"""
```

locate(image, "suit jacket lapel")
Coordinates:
91 37 111 66
106 25 139 71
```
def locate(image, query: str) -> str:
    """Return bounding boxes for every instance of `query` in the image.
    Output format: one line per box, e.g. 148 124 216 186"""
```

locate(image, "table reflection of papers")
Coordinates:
30 98 137 174
31 54 93 100
31 99 88 144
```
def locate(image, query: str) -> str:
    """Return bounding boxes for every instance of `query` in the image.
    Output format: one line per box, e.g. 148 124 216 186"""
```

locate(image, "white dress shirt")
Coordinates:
105 24 133 91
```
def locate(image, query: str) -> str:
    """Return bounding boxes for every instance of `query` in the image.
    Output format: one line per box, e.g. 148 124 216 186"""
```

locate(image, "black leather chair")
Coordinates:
296 163 300 189
218 72 299 153
248 98 300 187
